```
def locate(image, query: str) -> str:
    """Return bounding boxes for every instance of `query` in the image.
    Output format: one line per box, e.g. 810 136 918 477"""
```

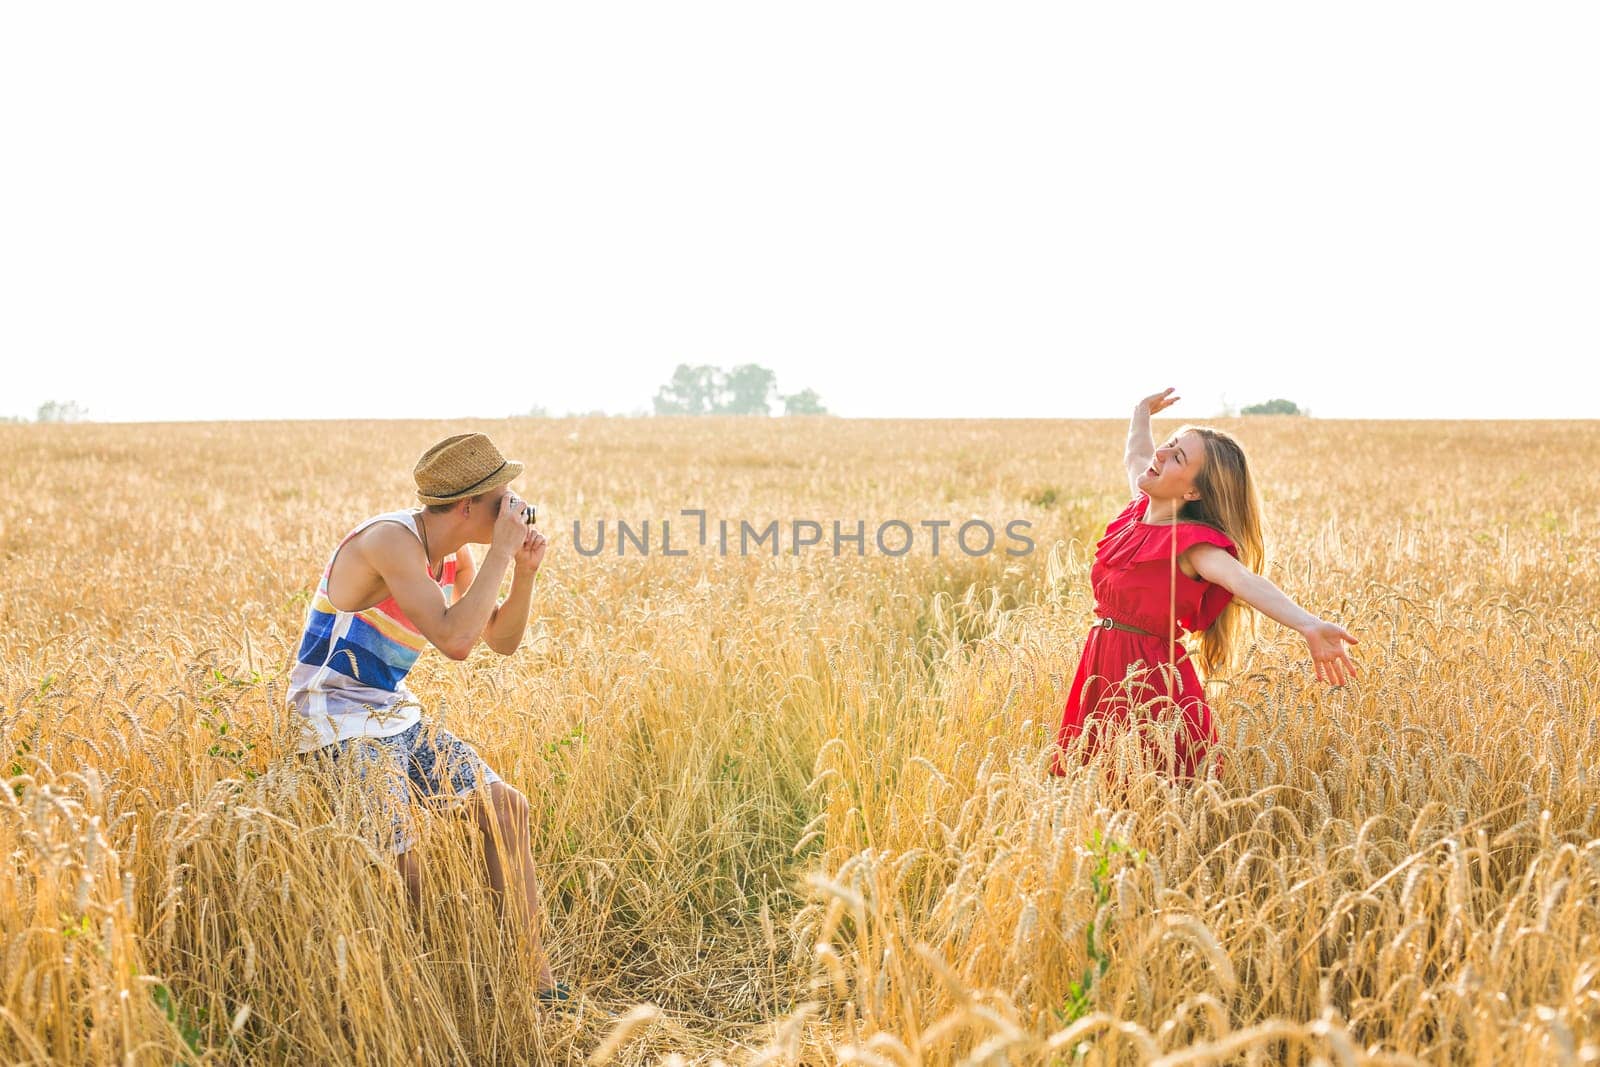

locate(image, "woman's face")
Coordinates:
1138 429 1205 500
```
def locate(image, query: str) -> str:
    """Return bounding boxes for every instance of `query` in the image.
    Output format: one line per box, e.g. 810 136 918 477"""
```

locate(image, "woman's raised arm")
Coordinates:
1125 388 1180 496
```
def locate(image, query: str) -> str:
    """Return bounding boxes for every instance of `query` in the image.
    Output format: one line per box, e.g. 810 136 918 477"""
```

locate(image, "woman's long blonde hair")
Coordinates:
1171 425 1265 678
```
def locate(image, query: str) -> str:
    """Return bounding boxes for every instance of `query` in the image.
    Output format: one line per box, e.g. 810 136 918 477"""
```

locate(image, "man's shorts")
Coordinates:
305 720 503 854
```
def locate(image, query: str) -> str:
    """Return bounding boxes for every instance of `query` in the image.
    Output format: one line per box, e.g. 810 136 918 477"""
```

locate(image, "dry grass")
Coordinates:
0 416 1596 1065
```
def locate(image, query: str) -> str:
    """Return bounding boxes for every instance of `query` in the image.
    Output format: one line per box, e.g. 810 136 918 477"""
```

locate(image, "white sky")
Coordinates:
2 3 1595 422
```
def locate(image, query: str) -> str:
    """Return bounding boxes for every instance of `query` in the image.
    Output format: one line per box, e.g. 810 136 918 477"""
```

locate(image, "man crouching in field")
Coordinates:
287 432 569 1005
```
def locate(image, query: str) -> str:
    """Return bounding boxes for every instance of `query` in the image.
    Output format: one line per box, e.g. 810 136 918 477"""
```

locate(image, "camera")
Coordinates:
500 496 537 526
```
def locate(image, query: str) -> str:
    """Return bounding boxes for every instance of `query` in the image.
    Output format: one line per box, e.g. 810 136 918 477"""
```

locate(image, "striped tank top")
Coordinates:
287 509 458 753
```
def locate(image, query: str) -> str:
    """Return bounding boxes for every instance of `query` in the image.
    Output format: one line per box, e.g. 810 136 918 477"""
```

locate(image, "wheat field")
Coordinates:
1 416 1596 1065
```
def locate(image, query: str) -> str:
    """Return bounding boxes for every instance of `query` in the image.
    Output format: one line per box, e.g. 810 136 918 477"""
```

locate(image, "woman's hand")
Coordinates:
1302 619 1359 686
1138 388 1181 417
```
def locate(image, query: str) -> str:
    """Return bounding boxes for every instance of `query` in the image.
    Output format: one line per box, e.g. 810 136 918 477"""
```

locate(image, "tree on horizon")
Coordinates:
36 400 90 423
1241 398 1307 416
652 363 827 416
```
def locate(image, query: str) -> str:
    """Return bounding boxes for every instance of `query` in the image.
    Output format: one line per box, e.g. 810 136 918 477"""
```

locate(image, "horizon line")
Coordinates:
4 413 1595 427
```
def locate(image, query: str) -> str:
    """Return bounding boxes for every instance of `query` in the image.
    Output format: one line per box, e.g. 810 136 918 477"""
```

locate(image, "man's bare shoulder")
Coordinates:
349 519 423 568
327 519 420 611
330 520 418 584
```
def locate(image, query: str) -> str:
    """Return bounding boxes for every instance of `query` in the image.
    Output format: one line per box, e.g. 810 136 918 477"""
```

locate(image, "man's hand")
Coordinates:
493 492 531 557
514 525 547 577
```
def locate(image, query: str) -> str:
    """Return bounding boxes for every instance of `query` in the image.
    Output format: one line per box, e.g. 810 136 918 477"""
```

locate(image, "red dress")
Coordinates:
1051 492 1239 780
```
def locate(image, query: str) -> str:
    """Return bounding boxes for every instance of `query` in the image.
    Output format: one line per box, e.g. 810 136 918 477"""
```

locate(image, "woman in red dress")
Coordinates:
1051 387 1360 781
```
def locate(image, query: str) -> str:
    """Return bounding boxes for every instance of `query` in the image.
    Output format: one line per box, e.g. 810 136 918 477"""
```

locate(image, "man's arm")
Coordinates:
455 542 521 653
452 535 541 655
453 545 477 604
484 570 537 654
483 527 547 655
364 514 519 660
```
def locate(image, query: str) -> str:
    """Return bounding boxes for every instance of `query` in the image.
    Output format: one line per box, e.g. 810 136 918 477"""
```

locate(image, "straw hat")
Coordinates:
413 433 524 505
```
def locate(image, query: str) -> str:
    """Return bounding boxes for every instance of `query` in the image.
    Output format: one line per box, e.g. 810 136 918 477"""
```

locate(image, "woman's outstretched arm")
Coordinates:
1186 542 1361 686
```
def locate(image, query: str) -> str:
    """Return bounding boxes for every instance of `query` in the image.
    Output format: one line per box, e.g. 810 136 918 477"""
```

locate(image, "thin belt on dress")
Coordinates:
1093 615 1156 637
1093 615 1190 658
